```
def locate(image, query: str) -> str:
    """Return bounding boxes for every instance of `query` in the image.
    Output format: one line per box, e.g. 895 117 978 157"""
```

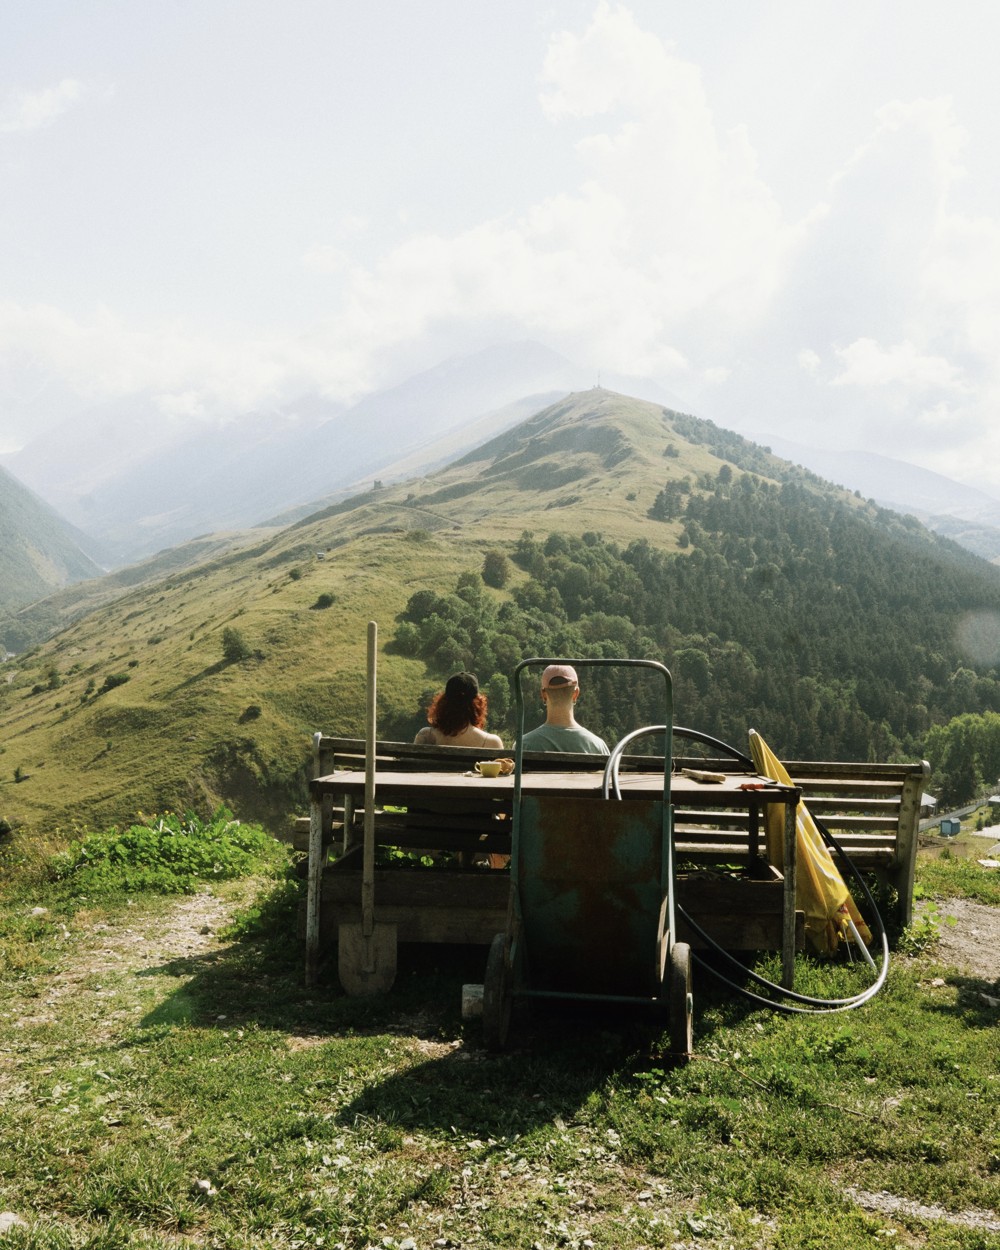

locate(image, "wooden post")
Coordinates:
305 791 324 986
781 795 797 989
894 762 928 929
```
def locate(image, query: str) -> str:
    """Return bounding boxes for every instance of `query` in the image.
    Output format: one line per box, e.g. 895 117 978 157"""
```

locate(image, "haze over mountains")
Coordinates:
0 341 679 566
3 340 999 617
759 434 1000 563
0 463 102 618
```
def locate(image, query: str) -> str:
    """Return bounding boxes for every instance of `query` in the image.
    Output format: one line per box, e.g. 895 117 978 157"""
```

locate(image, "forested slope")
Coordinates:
0 464 102 618
392 469 1000 764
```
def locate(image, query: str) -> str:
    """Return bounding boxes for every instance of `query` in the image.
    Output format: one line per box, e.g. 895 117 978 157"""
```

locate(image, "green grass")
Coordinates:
0 824 998 1248
917 847 1000 907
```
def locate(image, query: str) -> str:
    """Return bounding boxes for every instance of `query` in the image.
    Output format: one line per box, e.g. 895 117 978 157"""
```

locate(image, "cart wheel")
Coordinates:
668 941 693 1062
483 933 512 1052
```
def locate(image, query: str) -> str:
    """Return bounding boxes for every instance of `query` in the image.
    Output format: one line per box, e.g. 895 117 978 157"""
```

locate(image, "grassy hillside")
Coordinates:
1 527 284 654
2 389 999 838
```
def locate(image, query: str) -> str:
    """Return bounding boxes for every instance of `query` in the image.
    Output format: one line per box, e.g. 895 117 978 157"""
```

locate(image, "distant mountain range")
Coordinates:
5 387 1000 834
0 463 103 618
758 435 1000 563
0 341 678 565
4 338 1000 577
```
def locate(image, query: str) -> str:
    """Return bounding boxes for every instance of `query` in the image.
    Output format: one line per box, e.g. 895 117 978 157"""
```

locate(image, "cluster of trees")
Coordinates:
389 470 1000 777
924 712 1000 807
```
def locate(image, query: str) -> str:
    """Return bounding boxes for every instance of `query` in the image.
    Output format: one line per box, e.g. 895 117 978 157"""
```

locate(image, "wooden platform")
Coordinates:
290 737 927 990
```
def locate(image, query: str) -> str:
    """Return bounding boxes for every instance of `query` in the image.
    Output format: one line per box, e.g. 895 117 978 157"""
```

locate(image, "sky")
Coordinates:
3 1 1000 494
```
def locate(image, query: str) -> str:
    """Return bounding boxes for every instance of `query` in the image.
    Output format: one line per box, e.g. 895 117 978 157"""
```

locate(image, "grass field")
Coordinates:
0 817 998 1249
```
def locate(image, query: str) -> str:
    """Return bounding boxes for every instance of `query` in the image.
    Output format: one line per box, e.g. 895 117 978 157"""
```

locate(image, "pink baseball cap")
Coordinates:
541 663 578 689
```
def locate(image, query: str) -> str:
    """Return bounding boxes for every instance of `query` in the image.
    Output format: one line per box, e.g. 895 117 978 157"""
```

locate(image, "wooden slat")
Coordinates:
803 796 901 814
674 809 750 829
806 814 900 832
796 779 913 798
785 760 929 782
675 841 766 860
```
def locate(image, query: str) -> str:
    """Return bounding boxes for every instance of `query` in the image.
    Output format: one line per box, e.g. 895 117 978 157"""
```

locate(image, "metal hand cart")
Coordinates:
483 658 693 1059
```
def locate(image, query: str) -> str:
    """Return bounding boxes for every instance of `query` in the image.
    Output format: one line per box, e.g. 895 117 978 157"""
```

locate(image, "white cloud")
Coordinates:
540 1 684 120
6 5 1000 500
836 97 968 206
0 300 327 425
295 3 803 391
0 79 89 134
0 9 837 438
831 338 968 392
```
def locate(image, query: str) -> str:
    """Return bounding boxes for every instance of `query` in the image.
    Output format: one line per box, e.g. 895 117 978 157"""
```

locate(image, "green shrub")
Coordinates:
48 807 286 896
482 549 512 589
221 626 252 663
99 672 130 694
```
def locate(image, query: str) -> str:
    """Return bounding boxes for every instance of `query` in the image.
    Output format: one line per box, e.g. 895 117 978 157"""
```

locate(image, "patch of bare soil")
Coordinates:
922 896 1000 983
10 888 245 1044
845 1186 1000 1235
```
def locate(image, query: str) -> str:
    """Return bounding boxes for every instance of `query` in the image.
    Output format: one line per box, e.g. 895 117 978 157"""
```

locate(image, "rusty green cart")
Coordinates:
483 658 693 1058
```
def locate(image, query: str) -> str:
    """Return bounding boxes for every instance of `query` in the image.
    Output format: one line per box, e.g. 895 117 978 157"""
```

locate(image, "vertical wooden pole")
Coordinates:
781 793 798 989
305 792 323 986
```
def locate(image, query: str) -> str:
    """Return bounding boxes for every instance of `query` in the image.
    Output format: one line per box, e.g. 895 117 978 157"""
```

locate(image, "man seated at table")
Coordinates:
519 664 610 755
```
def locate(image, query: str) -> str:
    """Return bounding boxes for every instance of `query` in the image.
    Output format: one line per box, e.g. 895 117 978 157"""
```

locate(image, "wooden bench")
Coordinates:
773 758 929 927
289 737 928 992
667 753 930 928
297 738 803 995
289 736 928 933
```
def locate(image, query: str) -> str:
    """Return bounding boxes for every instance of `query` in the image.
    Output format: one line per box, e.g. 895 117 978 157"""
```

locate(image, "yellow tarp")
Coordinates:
749 729 872 955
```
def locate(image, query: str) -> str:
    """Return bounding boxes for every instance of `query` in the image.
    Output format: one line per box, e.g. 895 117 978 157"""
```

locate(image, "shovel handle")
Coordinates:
363 620 377 936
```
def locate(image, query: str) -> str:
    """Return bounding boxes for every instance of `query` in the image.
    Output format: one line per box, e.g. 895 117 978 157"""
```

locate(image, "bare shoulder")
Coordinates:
483 732 505 749
414 727 437 744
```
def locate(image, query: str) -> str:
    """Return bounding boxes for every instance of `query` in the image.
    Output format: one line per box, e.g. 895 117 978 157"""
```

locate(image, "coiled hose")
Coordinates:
601 725 890 1014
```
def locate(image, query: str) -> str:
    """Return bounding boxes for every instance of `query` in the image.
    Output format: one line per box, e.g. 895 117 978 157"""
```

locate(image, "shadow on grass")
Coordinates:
337 1002 656 1139
132 877 942 1139
925 969 1000 1027
130 878 717 1134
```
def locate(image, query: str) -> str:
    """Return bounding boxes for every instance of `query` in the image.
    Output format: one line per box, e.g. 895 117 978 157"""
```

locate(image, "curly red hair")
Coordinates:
426 689 489 738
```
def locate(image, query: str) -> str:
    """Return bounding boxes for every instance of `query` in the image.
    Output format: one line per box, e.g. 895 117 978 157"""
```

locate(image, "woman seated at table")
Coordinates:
414 671 504 748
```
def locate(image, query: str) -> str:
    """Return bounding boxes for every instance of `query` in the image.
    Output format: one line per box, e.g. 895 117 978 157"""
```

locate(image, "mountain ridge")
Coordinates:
1 342 681 565
759 434 1000 562
2 389 998 836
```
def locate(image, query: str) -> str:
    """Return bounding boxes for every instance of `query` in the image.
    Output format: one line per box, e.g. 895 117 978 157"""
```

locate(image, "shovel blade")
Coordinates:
337 922 397 996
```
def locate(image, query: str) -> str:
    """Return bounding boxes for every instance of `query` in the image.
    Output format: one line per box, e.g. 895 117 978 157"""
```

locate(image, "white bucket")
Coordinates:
461 983 484 1019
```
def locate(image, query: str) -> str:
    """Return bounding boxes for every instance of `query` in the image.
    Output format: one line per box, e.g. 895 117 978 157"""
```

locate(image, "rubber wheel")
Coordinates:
668 941 694 1062
483 932 512 1052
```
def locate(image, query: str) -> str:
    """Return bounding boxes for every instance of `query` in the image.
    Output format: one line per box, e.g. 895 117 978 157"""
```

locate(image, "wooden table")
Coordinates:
306 767 801 986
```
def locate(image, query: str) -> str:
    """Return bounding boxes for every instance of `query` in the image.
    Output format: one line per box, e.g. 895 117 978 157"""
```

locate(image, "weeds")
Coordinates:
47 807 286 896
898 899 957 955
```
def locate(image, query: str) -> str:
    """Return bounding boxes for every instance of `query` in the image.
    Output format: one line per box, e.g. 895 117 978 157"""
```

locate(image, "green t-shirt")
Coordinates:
519 723 610 755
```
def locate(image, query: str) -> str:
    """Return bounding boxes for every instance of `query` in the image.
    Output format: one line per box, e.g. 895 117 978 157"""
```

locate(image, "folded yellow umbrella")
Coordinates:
749 729 873 956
